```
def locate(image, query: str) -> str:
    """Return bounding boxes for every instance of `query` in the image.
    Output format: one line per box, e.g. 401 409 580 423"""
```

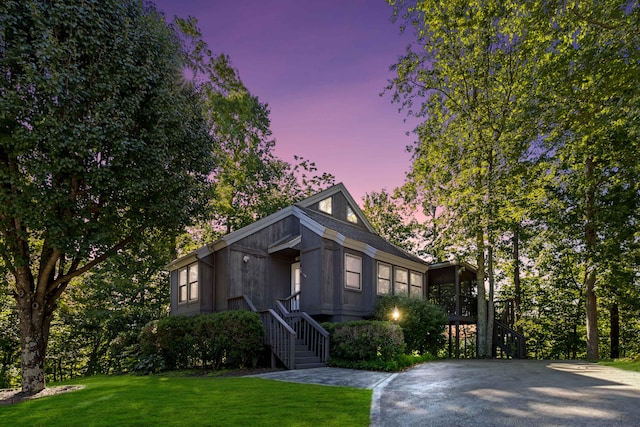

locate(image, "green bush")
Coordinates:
374 295 447 355
138 311 264 372
194 311 264 369
323 320 405 363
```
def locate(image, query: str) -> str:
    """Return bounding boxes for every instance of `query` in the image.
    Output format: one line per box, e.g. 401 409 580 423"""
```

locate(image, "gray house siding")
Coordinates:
168 184 434 323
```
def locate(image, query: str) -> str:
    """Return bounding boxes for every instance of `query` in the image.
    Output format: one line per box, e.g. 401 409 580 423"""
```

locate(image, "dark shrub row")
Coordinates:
138 311 264 373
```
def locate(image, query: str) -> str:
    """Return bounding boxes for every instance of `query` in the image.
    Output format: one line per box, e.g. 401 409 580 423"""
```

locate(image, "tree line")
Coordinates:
375 0 639 360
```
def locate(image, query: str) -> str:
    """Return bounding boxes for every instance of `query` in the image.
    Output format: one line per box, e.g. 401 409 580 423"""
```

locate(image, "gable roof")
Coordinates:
167 183 427 271
296 182 376 233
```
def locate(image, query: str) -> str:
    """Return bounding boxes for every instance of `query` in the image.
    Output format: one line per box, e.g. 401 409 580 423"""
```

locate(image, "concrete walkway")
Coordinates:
250 360 640 427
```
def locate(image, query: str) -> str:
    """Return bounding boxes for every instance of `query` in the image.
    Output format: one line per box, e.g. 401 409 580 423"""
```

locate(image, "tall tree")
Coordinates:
387 0 537 356
173 28 335 246
526 0 640 359
0 0 214 393
362 189 420 255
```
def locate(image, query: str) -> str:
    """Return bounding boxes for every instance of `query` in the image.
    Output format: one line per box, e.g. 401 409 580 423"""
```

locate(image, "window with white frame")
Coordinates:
394 267 408 295
410 271 423 298
178 263 198 303
377 262 391 295
345 254 362 290
319 197 332 214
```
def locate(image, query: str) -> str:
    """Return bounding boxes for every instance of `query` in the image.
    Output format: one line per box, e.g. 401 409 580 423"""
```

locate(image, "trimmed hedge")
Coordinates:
323 320 405 365
138 311 264 373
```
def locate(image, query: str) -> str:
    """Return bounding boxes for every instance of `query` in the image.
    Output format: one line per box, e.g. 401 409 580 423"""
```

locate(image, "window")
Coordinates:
377 262 391 295
345 254 362 290
410 271 423 298
394 268 408 295
178 263 198 303
346 205 358 223
319 197 332 214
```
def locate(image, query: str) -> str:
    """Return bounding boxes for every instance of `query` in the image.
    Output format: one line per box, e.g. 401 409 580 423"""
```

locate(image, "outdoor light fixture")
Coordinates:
243 255 250 263
392 306 400 321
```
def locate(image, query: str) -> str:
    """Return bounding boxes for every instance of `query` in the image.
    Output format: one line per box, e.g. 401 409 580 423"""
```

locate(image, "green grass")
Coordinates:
599 358 640 373
0 375 371 426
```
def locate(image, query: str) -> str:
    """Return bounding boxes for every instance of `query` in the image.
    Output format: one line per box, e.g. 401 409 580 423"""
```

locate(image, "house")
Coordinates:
167 183 493 367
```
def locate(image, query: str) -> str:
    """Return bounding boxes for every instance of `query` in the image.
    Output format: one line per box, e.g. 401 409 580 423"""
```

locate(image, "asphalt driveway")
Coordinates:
251 360 640 427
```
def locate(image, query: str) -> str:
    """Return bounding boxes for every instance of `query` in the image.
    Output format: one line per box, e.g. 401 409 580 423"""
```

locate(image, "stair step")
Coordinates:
296 362 326 369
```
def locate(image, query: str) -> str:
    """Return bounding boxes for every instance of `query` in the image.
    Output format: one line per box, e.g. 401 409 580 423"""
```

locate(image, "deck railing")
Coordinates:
494 320 527 359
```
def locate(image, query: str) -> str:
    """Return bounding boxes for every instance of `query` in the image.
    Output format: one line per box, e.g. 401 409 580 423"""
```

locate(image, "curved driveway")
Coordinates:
252 360 640 427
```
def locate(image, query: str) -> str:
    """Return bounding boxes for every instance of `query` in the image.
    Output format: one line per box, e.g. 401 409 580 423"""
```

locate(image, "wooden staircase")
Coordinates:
228 293 329 369
493 299 527 359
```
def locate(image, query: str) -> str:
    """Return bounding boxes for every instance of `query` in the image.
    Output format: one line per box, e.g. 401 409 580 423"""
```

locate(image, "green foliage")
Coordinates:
323 320 405 364
327 352 437 372
374 295 447 356
138 311 264 373
193 311 264 369
170 24 336 249
362 189 420 255
0 285 19 388
1 0 215 391
387 0 640 360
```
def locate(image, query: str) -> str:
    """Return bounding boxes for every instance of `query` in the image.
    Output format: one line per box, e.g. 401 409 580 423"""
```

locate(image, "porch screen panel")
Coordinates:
377 262 391 295
394 268 408 295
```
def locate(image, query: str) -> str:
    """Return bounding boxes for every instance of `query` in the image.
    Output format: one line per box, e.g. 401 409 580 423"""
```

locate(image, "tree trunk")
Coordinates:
487 243 495 358
610 302 620 359
584 156 599 360
512 224 522 331
17 296 50 394
15 265 55 394
476 230 487 358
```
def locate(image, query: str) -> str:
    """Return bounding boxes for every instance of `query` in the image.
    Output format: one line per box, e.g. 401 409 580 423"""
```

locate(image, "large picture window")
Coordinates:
377 262 391 295
410 271 423 298
345 254 362 290
394 268 408 295
178 263 198 303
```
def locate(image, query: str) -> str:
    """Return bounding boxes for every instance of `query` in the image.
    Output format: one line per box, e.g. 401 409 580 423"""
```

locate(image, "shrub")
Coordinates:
374 295 447 355
138 311 264 372
323 320 405 363
200 311 264 369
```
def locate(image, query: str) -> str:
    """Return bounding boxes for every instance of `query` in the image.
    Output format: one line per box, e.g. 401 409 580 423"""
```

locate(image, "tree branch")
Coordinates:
45 233 137 294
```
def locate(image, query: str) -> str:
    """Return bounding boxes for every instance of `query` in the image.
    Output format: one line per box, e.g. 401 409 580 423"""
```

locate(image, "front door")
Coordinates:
291 262 301 311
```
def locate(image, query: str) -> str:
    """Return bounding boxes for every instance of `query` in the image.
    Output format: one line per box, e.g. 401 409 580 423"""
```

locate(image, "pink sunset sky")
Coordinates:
153 0 419 204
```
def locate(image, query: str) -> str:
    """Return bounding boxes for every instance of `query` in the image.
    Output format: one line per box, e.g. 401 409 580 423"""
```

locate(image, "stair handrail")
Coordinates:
274 298 329 364
285 311 330 364
494 320 527 359
258 309 296 369
277 291 301 313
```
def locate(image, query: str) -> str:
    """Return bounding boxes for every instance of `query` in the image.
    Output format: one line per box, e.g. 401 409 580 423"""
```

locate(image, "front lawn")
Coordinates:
0 375 371 426
599 358 640 373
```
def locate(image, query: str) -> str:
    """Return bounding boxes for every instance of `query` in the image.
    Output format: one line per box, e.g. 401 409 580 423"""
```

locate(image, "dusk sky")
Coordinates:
153 0 419 204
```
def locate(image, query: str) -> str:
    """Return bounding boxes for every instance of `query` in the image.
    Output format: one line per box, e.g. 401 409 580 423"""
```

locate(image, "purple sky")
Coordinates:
153 0 418 204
